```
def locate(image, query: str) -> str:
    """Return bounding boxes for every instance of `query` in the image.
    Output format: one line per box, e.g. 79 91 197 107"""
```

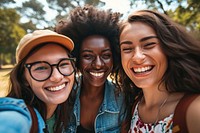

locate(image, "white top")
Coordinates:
129 102 173 133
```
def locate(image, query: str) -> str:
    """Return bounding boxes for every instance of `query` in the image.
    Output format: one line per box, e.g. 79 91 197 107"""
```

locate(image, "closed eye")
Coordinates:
121 47 134 53
82 54 94 60
102 53 112 59
144 42 157 49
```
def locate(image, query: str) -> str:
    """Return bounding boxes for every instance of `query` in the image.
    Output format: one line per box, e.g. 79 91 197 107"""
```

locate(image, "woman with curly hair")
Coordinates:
55 5 126 133
119 10 200 133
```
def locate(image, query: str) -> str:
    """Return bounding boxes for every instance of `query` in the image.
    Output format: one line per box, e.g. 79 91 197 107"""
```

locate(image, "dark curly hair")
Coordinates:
118 9 200 131
55 5 121 85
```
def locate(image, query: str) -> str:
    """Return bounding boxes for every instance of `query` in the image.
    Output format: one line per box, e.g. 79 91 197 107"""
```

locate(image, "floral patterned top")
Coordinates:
129 102 173 133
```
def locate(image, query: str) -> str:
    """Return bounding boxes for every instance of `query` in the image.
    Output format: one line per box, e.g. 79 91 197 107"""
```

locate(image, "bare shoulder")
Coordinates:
186 95 200 133
187 95 200 113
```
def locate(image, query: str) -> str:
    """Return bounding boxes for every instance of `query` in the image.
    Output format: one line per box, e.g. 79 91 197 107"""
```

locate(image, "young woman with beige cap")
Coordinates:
0 29 76 133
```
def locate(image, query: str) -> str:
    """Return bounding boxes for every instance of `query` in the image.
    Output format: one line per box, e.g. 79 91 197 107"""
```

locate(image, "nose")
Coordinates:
132 48 145 64
49 67 63 82
92 56 104 69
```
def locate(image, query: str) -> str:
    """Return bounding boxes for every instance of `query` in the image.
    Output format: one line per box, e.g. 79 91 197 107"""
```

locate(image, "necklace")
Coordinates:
139 94 170 129
153 95 169 128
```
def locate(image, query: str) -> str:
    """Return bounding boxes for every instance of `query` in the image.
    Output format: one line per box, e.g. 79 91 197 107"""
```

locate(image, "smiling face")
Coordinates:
79 35 113 87
25 43 74 108
120 22 167 89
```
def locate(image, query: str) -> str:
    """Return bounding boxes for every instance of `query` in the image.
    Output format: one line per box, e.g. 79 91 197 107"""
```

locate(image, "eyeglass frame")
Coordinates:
24 58 76 82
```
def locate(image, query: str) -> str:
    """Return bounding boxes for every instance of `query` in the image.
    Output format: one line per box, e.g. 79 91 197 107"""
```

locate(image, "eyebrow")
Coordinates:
82 49 93 53
140 36 158 42
120 41 132 46
120 36 158 45
81 48 111 53
102 48 111 52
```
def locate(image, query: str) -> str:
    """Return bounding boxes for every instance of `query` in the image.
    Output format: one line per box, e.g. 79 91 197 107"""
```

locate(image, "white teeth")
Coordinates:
134 66 152 73
47 83 65 91
90 72 104 77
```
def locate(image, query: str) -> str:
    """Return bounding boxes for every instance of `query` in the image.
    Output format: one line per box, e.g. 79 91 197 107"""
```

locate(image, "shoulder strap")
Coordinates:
26 105 38 133
172 94 199 133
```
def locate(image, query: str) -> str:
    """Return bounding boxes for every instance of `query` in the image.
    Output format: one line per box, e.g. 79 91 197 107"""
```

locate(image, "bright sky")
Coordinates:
101 0 147 18
101 0 131 13
11 0 182 29
13 0 148 28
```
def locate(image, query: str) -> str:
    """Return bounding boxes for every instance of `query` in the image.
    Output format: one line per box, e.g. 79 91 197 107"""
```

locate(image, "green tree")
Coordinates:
0 8 25 66
130 0 200 38
172 0 200 31
6 0 105 30
0 0 15 7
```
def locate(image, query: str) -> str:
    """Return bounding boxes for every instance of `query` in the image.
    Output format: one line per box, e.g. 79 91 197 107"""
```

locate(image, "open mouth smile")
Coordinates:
132 66 153 73
90 72 104 77
46 83 66 91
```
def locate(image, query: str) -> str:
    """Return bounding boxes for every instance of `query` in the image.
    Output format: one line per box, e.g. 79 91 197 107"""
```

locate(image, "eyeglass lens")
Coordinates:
30 59 74 81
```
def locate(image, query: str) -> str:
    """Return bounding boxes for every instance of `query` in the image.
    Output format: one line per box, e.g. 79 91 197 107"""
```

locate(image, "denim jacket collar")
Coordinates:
73 78 120 124
100 80 119 113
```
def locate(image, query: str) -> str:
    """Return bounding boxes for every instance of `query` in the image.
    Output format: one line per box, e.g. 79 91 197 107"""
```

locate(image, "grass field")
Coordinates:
0 68 11 97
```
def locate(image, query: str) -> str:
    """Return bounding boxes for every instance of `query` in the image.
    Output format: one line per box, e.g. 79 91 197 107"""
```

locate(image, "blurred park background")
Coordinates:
0 0 200 96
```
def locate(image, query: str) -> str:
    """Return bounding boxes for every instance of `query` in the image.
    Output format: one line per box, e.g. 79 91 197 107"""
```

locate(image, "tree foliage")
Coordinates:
130 0 200 33
46 0 105 21
0 0 199 65
0 8 25 65
172 0 200 31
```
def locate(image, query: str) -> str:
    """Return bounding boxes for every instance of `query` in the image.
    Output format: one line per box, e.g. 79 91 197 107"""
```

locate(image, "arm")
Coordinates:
0 110 31 133
187 96 200 133
0 98 32 133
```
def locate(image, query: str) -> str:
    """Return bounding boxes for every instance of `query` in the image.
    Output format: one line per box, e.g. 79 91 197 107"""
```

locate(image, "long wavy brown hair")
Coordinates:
118 9 200 131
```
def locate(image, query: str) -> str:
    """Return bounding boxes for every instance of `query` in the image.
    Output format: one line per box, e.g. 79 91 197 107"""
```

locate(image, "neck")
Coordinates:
81 82 105 99
46 104 57 119
141 89 170 107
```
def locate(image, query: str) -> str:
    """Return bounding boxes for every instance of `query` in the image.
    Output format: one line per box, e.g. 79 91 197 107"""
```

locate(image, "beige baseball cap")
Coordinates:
16 29 74 63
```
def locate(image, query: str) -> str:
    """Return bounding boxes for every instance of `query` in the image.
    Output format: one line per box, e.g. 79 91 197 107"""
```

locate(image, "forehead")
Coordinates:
120 22 156 39
81 35 111 49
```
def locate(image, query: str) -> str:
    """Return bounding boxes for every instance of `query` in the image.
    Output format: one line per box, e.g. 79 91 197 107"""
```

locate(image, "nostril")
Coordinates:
92 57 104 68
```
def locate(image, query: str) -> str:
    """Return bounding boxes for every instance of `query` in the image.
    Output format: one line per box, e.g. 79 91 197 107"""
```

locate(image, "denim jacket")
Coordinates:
0 97 45 133
66 79 126 133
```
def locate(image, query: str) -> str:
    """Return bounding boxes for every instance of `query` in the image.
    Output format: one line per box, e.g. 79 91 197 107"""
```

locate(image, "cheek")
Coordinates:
121 53 128 68
69 73 75 83
79 59 90 68
25 70 42 93
105 58 113 68
160 55 168 74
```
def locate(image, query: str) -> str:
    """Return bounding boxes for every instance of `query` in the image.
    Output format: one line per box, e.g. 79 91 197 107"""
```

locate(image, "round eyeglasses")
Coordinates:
25 58 76 82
